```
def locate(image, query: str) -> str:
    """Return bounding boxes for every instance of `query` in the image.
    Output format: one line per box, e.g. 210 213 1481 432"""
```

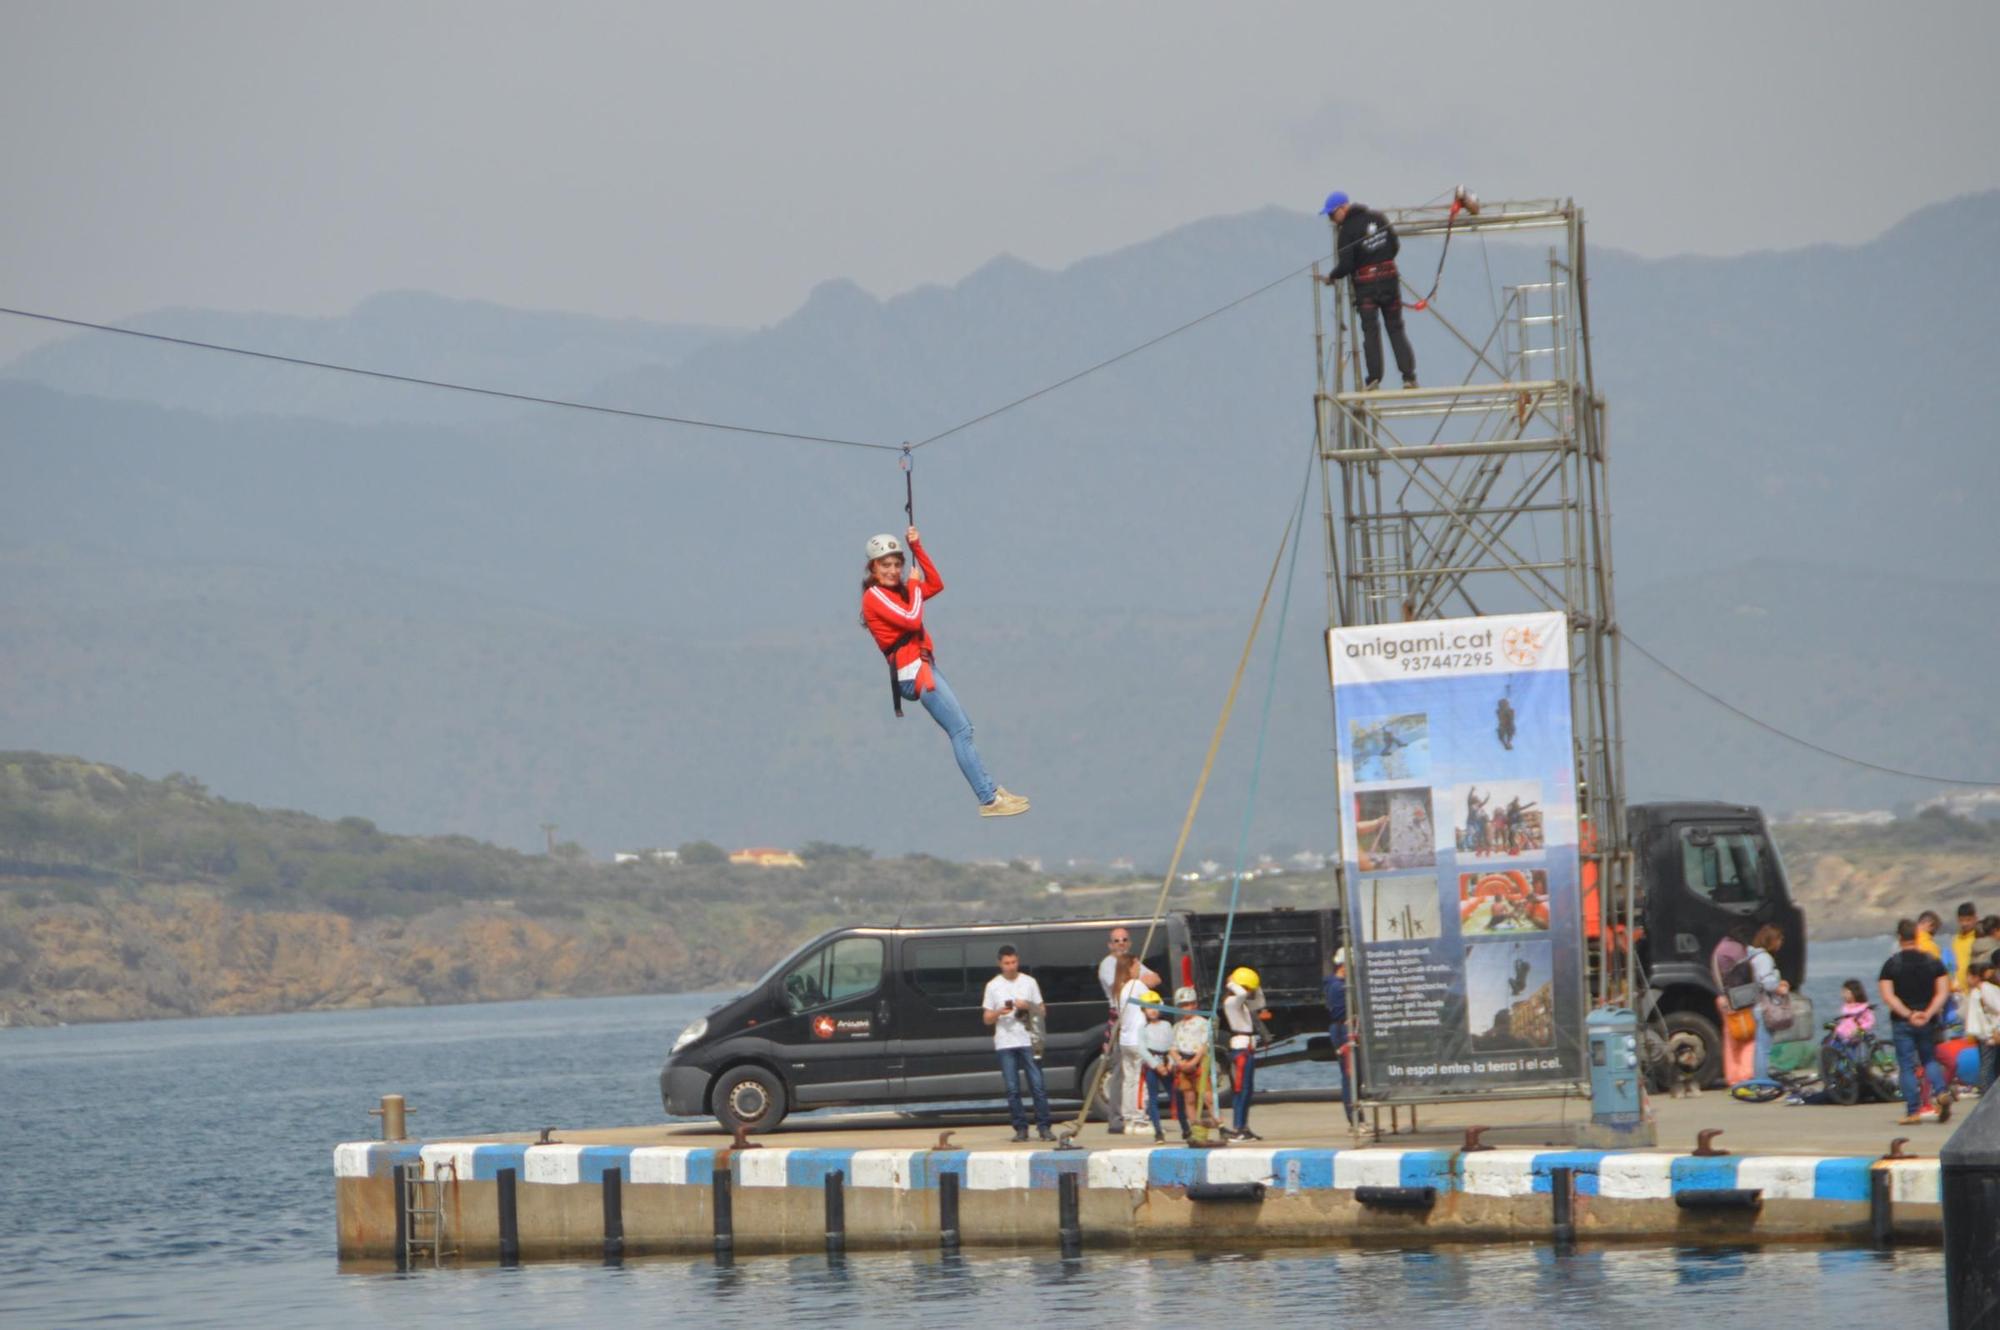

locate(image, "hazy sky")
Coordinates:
4 0 1996 360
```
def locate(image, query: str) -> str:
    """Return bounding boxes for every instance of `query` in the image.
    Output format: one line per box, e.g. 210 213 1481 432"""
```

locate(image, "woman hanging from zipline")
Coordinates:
861 526 1030 817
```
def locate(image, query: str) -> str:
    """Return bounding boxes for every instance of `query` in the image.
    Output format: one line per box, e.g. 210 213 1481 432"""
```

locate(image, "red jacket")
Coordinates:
861 539 943 697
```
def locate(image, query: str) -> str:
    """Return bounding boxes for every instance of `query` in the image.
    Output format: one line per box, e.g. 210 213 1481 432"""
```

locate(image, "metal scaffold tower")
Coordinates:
1313 197 1634 1006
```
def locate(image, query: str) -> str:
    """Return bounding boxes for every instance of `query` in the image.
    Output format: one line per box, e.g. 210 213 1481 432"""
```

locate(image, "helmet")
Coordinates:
1139 989 1163 1005
1228 966 1261 992
864 533 906 561
1322 191 1350 216
1173 985 1197 1007
1333 947 1348 968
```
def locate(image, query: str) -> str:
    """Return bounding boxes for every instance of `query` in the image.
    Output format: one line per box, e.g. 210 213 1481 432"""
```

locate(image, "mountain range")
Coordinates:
3 193 1995 858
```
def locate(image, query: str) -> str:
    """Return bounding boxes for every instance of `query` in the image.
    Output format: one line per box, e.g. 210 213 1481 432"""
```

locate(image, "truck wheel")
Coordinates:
1657 1011 1723 1090
713 1065 788 1134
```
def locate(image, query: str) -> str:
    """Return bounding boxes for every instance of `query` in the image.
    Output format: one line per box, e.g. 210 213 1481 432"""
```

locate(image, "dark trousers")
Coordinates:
1356 279 1416 385
995 1046 1052 1132
1230 1047 1257 1131
1142 1063 1185 1133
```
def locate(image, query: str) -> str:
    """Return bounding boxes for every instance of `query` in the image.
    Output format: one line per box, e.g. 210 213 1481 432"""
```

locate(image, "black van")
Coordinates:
660 909 1338 1132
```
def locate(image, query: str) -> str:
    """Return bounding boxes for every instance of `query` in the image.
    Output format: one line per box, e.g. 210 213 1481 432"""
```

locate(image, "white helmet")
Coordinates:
864 533 906 561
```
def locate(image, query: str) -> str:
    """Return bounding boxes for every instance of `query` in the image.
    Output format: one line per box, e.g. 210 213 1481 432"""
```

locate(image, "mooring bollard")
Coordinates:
1057 1172 1082 1258
939 1170 962 1252
496 1167 520 1267
370 1094 411 1142
713 1163 735 1264
602 1167 625 1266
1941 1084 2000 1330
1869 1168 1894 1250
825 1169 847 1258
391 1164 410 1272
1551 1165 1576 1246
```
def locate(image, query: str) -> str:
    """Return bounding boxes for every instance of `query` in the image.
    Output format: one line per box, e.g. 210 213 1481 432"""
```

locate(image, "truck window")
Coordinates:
1679 828 1772 909
781 936 884 1013
906 940 972 1000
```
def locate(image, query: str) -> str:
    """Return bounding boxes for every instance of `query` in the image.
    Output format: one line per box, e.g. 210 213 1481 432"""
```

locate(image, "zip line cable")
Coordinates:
907 261 1321 450
1624 634 1998 787
0 305 898 453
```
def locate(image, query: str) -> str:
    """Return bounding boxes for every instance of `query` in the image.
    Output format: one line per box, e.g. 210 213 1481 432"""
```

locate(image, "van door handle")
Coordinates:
877 1000 892 1028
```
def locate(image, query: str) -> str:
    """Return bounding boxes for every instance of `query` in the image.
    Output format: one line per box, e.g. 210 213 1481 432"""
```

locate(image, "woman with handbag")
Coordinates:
1746 924 1792 1082
1711 929 1758 1086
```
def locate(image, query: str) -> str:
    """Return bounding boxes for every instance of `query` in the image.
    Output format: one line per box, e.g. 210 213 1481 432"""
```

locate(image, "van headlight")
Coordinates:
672 1017 708 1054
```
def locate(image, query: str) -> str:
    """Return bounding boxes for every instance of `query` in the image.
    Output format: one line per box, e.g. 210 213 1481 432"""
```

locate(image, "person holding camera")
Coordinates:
984 945 1055 1142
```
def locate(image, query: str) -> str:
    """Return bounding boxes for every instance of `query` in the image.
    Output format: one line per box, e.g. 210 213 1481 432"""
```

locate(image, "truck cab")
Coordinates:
1629 801 1805 1086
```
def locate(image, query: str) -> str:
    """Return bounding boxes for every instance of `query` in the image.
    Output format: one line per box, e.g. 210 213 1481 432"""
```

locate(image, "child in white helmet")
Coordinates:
1168 984 1216 1145
859 526 1028 817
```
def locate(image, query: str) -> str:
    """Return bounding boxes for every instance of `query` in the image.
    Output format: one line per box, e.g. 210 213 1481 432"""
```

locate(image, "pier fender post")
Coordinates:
713 1160 735 1266
1941 1081 2000 1330
1551 1165 1576 1246
601 1167 624 1267
1869 1168 1894 1250
496 1167 520 1267
391 1165 409 1273
825 1169 847 1259
1058 1172 1082 1258
939 1171 962 1253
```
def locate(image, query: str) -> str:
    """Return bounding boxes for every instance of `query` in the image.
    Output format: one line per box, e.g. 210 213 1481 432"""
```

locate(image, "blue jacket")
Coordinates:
1324 973 1348 1027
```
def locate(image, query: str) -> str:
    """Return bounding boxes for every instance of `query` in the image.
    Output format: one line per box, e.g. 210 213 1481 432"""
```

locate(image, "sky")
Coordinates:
3 0 1997 363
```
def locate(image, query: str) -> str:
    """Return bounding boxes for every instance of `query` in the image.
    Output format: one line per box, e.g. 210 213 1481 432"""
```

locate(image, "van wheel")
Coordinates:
1654 1011 1723 1090
713 1066 788 1134
1080 1055 1110 1122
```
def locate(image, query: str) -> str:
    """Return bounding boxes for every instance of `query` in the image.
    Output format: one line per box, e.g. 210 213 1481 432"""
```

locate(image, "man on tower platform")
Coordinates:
1320 192 1418 391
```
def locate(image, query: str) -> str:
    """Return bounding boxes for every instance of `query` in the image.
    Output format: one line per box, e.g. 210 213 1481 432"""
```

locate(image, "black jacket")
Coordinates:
1327 205 1400 283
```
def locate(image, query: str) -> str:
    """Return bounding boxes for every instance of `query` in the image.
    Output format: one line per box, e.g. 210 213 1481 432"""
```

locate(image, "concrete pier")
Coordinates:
335 1097 1952 1263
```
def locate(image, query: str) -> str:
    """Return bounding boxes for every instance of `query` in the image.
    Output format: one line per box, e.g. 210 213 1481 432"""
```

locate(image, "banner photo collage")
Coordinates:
1329 611 1586 1100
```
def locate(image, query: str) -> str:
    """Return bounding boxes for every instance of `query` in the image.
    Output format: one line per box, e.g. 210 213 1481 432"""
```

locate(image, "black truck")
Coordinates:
660 907 1338 1132
1624 801 1807 1088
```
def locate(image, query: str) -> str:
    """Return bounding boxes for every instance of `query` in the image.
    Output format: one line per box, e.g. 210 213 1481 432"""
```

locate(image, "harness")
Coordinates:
880 625 934 717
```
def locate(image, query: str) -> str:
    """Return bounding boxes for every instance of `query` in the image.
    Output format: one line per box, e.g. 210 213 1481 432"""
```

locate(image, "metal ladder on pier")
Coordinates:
402 1161 456 1268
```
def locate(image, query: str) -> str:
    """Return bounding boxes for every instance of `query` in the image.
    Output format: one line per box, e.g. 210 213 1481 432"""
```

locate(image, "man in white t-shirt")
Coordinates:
1096 926 1162 1133
984 945 1054 1142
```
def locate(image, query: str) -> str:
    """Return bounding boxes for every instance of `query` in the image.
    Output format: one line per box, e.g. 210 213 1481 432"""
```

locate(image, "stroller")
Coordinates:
1817 1011 1899 1106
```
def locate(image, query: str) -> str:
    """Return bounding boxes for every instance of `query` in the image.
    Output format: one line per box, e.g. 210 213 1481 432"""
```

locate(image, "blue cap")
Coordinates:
1322 191 1349 216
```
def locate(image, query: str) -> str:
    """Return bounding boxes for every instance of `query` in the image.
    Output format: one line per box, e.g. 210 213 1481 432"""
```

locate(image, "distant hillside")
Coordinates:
0 751 1274 1026
1 290 739 425
2 195 1996 855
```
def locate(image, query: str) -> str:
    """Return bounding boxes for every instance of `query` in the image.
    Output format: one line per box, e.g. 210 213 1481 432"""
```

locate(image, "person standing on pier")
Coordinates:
983 945 1055 1142
1879 919 1954 1125
1221 967 1267 1141
1319 192 1419 391
1097 927 1160 1134
1325 948 1357 1127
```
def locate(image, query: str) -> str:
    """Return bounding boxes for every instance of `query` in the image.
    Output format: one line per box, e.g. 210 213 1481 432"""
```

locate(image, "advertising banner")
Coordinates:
1329 612 1586 1100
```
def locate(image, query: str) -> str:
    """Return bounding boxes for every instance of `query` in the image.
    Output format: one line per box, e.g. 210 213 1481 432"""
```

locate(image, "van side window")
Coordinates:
1679 828 1771 909
906 940 971 1000
781 937 885 1013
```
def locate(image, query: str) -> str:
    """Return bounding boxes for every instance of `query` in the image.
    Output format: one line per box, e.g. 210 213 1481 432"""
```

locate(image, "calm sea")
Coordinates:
0 939 1943 1327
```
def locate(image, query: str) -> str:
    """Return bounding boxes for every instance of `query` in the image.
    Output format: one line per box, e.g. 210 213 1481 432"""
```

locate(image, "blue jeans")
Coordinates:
1889 1019 1948 1115
1752 1006 1772 1081
900 670 997 805
995 1046 1051 1133
1332 1023 1356 1124
1230 1047 1257 1131
1142 1063 1184 1133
